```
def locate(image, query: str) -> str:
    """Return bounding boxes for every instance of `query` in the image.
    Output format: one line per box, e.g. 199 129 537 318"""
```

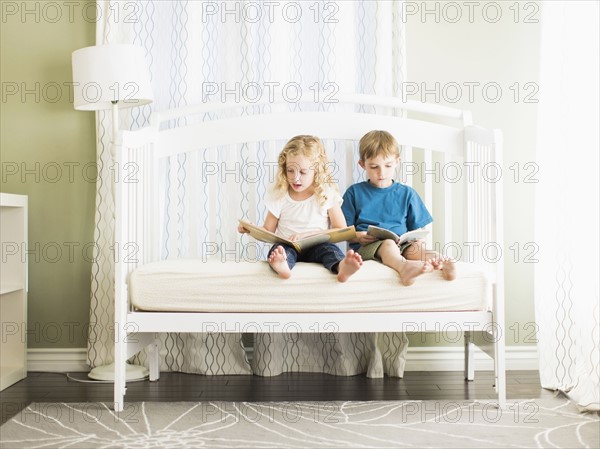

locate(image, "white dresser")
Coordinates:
1 193 28 390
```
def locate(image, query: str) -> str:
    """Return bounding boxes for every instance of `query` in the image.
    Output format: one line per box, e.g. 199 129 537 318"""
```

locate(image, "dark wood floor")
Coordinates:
1 370 553 425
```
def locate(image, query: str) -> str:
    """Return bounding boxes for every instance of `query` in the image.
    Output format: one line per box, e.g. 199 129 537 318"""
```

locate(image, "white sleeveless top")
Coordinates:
265 188 343 239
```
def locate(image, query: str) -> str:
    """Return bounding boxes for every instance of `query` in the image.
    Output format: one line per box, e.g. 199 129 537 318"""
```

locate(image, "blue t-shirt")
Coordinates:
342 181 433 251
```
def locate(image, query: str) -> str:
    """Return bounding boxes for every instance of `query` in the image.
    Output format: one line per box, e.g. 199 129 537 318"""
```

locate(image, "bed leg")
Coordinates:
148 335 160 381
494 329 507 409
464 331 475 381
114 336 126 412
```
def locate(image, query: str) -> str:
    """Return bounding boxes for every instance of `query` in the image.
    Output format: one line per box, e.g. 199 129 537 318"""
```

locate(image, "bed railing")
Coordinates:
117 94 502 289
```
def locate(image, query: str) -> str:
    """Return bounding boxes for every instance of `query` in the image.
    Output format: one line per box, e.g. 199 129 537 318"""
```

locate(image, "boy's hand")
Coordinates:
238 224 250 234
356 231 377 245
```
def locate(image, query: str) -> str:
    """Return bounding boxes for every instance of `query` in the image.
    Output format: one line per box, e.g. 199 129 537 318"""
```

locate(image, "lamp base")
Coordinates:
88 363 149 381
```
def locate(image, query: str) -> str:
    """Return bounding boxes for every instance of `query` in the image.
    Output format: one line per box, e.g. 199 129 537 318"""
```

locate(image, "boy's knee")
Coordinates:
373 239 396 259
380 240 397 251
403 241 421 257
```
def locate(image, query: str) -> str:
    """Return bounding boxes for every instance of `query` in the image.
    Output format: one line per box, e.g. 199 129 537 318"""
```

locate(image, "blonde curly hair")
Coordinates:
271 135 338 207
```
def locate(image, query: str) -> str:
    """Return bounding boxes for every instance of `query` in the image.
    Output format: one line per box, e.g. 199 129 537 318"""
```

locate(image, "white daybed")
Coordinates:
113 94 505 412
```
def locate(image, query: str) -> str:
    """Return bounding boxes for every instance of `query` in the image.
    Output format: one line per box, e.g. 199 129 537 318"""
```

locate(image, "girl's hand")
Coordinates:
356 231 377 245
238 224 250 234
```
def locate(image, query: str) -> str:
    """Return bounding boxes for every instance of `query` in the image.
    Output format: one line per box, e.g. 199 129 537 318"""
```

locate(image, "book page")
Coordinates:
294 226 357 251
238 220 290 246
367 225 429 245
397 229 430 245
239 220 356 252
366 225 400 241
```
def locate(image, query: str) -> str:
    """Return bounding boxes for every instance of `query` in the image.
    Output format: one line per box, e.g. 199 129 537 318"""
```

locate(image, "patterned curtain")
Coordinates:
88 0 409 376
534 1 599 411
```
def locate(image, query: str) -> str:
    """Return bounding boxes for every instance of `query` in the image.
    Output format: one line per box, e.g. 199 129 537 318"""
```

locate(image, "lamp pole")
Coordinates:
72 44 154 382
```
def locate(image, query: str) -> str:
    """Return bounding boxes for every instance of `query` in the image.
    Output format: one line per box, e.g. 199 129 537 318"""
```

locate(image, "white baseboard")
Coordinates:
403 346 538 371
27 348 90 372
27 346 538 373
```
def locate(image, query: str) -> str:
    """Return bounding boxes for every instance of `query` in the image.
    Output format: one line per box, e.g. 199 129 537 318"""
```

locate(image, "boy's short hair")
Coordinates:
358 130 400 161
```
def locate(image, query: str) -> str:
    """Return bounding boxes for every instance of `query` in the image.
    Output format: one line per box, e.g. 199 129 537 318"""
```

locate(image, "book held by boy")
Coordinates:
367 225 429 245
239 220 357 252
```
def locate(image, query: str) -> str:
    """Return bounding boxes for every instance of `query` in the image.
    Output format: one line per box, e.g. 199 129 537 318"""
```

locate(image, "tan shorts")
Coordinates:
357 240 415 261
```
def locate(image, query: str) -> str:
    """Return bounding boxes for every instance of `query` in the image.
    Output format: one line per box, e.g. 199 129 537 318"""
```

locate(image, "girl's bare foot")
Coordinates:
399 260 433 286
268 246 291 279
337 250 363 282
429 257 456 281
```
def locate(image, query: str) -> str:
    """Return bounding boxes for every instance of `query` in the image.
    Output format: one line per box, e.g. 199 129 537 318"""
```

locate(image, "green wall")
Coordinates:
1 1 96 348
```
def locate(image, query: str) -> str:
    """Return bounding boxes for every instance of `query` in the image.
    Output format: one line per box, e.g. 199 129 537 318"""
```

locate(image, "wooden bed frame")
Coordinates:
113 94 505 412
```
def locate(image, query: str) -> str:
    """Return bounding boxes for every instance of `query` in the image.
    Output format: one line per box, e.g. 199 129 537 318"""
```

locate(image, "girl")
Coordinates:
239 135 363 281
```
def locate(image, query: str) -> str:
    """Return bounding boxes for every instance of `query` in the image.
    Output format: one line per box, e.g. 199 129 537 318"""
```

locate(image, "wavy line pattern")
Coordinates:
89 0 411 377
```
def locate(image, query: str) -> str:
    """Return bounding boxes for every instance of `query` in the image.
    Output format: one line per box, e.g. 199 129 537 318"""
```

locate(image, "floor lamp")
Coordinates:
72 44 153 381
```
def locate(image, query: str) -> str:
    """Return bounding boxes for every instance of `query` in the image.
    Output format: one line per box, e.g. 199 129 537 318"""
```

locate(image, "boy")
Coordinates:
342 130 455 286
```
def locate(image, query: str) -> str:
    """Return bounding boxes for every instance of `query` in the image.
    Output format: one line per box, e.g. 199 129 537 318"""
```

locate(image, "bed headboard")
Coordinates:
116 93 503 298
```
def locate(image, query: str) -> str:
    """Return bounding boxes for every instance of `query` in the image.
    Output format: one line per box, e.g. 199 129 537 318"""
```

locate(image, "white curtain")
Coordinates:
87 0 409 376
534 1 599 411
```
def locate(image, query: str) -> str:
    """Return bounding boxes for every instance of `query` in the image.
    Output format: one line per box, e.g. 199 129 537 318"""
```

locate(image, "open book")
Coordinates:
367 225 429 245
239 220 356 252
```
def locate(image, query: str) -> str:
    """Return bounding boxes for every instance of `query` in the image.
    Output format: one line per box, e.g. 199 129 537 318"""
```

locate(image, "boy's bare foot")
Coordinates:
399 260 433 286
430 257 456 281
337 250 363 282
268 246 291 279
440 258 456 281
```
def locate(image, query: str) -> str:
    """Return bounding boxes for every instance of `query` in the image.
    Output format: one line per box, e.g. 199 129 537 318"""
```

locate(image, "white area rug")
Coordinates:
1 397 598 448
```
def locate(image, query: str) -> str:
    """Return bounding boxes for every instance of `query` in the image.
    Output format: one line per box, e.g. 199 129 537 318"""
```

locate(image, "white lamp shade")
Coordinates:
72 44 153 111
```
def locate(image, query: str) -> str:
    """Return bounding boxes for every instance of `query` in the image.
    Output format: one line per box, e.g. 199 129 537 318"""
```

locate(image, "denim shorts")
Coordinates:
268 242 344 273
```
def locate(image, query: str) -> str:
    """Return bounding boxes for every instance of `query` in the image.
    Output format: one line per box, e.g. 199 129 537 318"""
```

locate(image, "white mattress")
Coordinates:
129 258 492 313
